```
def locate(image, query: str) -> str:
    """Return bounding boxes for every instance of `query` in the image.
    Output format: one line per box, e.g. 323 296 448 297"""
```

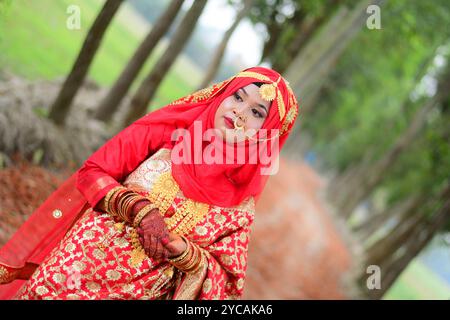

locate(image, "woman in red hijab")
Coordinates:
0 66 299 299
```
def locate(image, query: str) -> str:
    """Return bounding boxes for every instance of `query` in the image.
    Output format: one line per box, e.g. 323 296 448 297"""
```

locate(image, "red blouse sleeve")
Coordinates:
76 122 168 208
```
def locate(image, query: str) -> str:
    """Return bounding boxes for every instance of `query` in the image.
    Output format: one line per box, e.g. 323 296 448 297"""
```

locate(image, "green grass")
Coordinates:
383 259 450 300
0 0 202 108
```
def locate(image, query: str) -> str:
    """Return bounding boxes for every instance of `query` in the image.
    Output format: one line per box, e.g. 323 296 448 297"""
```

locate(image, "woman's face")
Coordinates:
214 83 271 143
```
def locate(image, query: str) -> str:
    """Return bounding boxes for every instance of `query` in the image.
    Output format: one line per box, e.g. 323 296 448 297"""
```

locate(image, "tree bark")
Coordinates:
285 0 384 112
326 51 440 207
283 0 385 153
197 0 253 89
275 0 340 74
122 0 207 127
333 79 450 219
358 183 450 298
94 0 185 122
48 0 123 126
370 193 449 299
354 193 426 241
274 15 320 73
365 209 425 267
259 0 283 64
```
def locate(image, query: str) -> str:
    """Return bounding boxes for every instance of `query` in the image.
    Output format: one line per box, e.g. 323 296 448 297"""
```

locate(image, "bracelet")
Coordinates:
180 242 200 271
185 248 204 273
109 188 127 217
117 191 137 222
182 242 203 273
168 236 204 273
104 186 126 213
105 187 145 223
123 195 143 220
133 203 159 227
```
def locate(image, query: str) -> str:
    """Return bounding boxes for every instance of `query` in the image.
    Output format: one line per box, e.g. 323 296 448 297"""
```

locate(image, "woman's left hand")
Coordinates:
164 233 187 258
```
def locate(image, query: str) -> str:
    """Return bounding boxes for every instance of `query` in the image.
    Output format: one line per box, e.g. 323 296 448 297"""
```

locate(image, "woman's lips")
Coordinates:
224 116 234 129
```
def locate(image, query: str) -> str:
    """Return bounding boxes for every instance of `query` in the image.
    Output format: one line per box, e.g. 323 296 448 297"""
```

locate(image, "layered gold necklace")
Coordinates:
129 171 210 267
148 171 210 236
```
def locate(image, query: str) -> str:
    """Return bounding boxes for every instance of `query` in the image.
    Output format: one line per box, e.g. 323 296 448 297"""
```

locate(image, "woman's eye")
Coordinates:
252 108 263 118
234 92 242 102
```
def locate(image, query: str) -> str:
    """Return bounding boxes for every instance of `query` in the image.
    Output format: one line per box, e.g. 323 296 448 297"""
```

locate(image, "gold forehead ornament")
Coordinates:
259 76 281 102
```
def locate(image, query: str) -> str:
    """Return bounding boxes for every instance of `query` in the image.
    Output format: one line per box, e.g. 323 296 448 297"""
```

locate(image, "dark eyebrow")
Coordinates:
240 87 268 114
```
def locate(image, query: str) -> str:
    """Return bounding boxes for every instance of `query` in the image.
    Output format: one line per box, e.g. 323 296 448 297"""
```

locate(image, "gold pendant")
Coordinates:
259 83 276 102
130 247 146 267
114 222 125 232
129 227 147 267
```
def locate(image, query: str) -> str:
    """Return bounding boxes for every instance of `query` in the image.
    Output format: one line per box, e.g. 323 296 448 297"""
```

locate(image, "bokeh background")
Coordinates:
0 0 449 299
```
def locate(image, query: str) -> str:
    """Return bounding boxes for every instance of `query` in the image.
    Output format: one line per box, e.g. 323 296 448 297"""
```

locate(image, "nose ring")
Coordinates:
232 109 246 130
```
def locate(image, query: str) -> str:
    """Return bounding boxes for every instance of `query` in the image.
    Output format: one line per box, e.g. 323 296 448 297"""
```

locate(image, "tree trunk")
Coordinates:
274 15 321 74
333 81 449 219
259 0 283 64
365 209 425 267
122 0 207 127
370 194 449 299
48 0 123 126
325 149 376 206
354 193 426 241
283 0 385 153
358 183 450 298
197 0 253 89
326 51 440 206
275 0 340 74
94 0 185 122
285 0 384 113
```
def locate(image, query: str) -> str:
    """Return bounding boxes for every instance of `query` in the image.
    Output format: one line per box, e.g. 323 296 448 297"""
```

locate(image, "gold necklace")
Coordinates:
148 171 180 215
129 170 210 267
149 171 210 236
167 199 209 236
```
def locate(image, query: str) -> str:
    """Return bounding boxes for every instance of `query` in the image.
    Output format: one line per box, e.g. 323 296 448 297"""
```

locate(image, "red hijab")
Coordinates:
134 66 299 206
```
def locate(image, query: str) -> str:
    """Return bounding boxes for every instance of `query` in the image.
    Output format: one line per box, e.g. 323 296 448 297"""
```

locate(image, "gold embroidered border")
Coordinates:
169 77 234 106
0 265 18 284
235 71 271 82
173 250 208 300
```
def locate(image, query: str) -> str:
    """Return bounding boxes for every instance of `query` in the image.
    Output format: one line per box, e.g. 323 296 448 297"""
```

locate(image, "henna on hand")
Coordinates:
139 233 169 260
137 209 170 242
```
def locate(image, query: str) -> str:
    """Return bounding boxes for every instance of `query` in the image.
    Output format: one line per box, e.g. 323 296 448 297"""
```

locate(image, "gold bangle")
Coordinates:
104 186 125 212
108 188 127 216
170 237 203 273
185 248 203 273
129 195 147 214
182 244 200 271
121 193 142 222
117 191 135 222
133 203 159 227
